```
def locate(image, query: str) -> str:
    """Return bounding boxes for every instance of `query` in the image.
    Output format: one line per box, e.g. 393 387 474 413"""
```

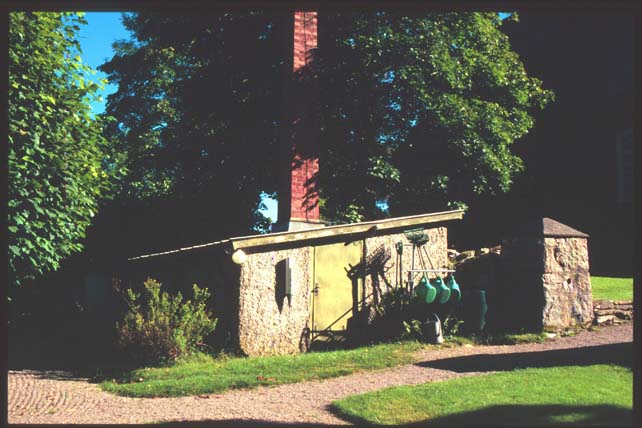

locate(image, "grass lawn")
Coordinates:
100 332 556 398
591 276 633 301
100 341 422 397
332 364 633 426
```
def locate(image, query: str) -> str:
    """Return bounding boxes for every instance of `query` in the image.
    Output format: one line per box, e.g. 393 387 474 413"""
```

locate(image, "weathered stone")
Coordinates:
236 226 449 356
541 237 593 328
595 315 617 324
498 219 593 330
456 250 475 261
238 247 312 356
593 300 615 310
615 304 633 311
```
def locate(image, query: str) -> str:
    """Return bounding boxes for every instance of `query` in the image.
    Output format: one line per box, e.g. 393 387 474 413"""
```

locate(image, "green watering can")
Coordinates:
415 275 437 304
445 274 461 302
431 276 451 304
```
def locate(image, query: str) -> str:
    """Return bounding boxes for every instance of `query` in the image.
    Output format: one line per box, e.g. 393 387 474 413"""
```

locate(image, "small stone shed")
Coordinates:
125 209 463 356
500 217 593 330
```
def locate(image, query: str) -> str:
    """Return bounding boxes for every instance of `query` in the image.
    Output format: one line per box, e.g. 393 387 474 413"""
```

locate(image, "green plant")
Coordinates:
116 278 217 365
401 319 425 341
376 287 415 316
9 12 123 287
441 315 464 339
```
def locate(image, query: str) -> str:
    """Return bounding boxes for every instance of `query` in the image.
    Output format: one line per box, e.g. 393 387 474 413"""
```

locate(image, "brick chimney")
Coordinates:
274 11 322 232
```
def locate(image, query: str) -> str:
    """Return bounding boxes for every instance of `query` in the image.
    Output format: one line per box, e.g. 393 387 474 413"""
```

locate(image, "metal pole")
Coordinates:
409 244 415 292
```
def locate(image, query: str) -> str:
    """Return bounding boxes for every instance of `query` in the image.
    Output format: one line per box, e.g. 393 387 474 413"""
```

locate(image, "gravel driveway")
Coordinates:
8 323 632 425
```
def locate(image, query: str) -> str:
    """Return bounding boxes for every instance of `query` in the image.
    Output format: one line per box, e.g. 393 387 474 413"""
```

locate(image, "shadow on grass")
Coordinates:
331 403 632 427
417 342 633 372
12 422 346 428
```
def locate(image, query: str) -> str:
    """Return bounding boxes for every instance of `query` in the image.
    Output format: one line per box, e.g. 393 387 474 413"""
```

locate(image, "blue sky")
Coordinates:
78 12 129 115
78 12 510 225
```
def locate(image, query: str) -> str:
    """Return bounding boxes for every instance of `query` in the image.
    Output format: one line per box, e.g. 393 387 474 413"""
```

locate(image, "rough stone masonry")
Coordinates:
501 217 593 330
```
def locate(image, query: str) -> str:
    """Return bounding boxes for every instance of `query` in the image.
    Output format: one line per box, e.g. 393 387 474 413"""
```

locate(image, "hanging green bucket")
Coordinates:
431 276 451 304
445 274 461 302
414 277 428 300
421 275 437 304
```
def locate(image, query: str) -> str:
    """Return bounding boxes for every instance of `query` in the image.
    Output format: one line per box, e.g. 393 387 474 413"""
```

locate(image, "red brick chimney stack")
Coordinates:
274 11 321 232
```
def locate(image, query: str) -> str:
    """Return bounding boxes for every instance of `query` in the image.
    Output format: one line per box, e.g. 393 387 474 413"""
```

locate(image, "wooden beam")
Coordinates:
231 210 463 251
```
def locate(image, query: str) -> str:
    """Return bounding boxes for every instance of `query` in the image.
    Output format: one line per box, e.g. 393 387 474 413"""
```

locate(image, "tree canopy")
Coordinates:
99 11 553 248
98 12 285 253
8 12 121 286
318 12 553 221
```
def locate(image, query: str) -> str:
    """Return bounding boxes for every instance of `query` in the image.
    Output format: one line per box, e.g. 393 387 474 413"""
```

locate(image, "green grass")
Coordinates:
591 276 633 301
332 364 632 426
100 341 422 397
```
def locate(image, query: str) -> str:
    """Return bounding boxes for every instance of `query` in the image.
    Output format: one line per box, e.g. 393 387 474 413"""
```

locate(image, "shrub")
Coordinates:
116 278 217 365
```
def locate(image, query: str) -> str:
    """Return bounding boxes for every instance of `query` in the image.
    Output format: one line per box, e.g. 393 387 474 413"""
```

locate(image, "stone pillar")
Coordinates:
500 217 593 330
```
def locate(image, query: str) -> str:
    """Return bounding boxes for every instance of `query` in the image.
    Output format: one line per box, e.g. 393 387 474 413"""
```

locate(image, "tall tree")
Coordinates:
8 12 121 286
100 12 553 244
98 12 287 254
318 12 553 221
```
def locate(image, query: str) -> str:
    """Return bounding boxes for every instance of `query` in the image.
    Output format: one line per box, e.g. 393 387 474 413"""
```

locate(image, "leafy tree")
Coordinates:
318 12 553 221
8 12 121 286
97 12 286 254
100 12 552 241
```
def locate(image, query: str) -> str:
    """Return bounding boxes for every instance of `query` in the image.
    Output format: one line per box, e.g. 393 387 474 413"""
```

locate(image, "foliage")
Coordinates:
332 364 632 426
441 315 464 338
401 319 425 341
99 12 284 238
8 12 122 286
319 12 554 219
591 276 633 301
116 278 217 365
101 341 421 397
100 11 553 237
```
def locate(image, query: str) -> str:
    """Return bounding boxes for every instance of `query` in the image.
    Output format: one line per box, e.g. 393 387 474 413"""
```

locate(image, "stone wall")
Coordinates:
593 300 633 325
542 237 593 328
236 226 449 356
364 227 448 296
238 246 312 356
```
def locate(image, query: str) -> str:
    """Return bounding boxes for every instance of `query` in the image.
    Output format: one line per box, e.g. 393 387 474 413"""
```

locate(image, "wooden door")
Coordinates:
312 241 363 332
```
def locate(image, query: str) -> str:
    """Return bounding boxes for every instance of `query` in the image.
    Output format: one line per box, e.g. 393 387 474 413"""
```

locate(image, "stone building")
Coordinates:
500 217 593 330
127 210 462 356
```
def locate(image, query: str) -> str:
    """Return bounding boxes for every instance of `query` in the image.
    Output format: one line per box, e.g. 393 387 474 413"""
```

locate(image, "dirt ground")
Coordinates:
8 322 633 425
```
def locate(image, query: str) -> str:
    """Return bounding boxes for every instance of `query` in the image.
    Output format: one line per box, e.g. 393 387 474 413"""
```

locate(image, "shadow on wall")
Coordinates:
275 258 290 312
417 342 633 373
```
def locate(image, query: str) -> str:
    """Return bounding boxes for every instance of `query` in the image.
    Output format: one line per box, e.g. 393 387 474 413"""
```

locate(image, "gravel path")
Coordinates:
8 323 632 425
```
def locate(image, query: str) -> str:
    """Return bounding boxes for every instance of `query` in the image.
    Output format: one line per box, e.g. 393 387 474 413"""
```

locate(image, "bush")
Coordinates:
116 278 217 365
